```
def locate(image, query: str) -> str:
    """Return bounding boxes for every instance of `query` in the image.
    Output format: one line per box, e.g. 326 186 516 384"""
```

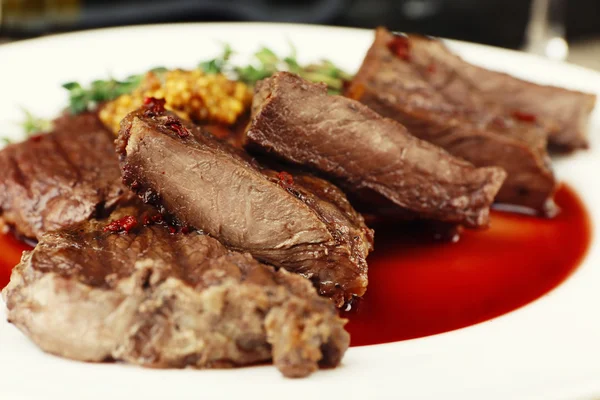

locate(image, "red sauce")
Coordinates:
0 232 33 288
344 184 591 346
0 184 591 347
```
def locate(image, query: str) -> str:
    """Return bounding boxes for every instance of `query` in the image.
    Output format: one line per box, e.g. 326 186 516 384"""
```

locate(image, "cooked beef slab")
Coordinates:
0 112 130 239
345 28 559 213
116 101 373 307
246 72 505 228
2 203 349 378
354 28 596 151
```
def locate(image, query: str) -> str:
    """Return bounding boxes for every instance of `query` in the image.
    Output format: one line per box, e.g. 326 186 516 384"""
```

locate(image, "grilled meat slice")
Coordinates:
2 203 349 378
0 112 130 239
346 28 560 214
355 27 595 151
116 101 373 307
246 72 506 227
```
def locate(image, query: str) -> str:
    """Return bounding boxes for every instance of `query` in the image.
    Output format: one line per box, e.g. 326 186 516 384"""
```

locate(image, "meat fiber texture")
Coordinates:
246 72 506 228
116 101 373 308
345 28 562 214
0 112 130 239
2 203 349 378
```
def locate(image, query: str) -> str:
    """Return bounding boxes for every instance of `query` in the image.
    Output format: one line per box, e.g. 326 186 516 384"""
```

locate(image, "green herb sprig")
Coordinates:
61 66 169 114
199 43 352 94
62 75 143 114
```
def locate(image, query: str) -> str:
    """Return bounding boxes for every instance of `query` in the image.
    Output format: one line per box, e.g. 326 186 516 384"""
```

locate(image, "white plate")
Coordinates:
1 23 600 400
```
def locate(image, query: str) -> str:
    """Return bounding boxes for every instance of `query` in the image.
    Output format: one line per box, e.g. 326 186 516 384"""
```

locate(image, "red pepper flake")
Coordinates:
388 35 411 61
143 97 166 116
512 110 537 123
181 226 191 234
152 214 164 223
104 215 138 233
277 171 294 186
169 123 190 138
164 116 190 138
427 63 436 73
168 226 177 235
142 215 152 225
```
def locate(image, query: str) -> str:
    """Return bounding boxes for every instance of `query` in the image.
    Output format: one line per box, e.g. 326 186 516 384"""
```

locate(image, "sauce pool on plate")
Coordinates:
0 184 591 346
344 184 591 346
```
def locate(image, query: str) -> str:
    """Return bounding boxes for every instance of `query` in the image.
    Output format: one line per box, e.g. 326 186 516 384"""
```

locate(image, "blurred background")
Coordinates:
1 0 600 69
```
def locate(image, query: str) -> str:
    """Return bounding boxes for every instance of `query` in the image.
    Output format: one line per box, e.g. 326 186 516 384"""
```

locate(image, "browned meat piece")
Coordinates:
245 72 506 228
356 28 596 151
116 100 373 307
2 203 349 378
0 112 130 239
346 28 560 214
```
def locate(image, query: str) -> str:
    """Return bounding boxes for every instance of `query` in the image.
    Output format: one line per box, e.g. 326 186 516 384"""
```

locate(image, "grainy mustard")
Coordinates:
99 69 252 134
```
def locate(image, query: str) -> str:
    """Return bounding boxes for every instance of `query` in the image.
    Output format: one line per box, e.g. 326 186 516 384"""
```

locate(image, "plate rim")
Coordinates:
1 21 599 400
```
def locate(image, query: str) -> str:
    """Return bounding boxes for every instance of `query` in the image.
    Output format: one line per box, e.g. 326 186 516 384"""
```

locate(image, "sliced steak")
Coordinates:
116 100 373 307
413 34 595 151
356 28 596 151
246 72 506 228
0 112 130 239
346 28 559 214
2 203 349 378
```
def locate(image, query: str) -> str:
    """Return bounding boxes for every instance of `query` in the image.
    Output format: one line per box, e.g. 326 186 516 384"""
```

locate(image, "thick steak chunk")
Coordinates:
346 28 559 214
116 101 373 307
0 112 130 239
354 28 596 151
246 72 505 228
2 204 349 378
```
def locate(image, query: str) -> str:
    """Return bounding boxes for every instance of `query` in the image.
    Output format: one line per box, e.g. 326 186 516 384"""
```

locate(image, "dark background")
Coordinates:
1 0 599 49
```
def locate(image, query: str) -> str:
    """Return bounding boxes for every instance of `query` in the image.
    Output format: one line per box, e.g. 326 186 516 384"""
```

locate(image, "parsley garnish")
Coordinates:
61 66 168 114
62 74 144 114
199 43 352 94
